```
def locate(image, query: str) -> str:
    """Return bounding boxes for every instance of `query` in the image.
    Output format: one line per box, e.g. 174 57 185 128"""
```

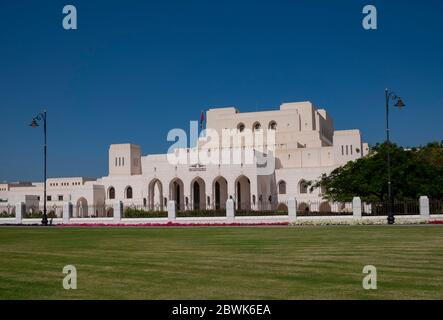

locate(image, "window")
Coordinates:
278 181 286 194
58 195 63 201
115 157 117 166
108 187 115 199
237 123 245 132
47 196 52 201
299 180 308 194
252 122 261 131
122 157 125 166
268 121 277 130
346 145 349 155
341 145 344 155
125 186 133 199
350 145 353 155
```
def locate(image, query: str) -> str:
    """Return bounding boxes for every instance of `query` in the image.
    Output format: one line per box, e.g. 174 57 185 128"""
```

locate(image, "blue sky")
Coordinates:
1 0 442 181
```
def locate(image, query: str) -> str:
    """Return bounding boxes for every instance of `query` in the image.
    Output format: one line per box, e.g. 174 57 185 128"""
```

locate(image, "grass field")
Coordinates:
0 225 442 300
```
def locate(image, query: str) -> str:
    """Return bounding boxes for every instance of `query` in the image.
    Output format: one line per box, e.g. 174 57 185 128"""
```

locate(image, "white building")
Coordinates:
0 101 368 216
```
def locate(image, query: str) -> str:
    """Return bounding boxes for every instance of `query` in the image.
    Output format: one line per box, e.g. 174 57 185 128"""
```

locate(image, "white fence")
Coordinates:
0 196 441 226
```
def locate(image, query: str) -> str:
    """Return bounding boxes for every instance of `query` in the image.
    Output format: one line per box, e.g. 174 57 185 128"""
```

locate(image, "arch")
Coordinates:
76 197 88 218
299 180 308 194
268 120 277 130
213 176 228 210
297 202 309 212
319 202 332 213
191 177 206 210
277 203 288 212
237 122 245 132
169 178 184 211
252 121 262 131
125 186 133 199
235 175 251 210
148 179 163 211
278 180 286 194
108 186 115 199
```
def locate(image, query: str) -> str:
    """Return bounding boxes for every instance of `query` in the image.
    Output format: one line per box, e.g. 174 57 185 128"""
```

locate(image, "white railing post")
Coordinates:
15 202 24 224
419 196 430 219
113 201 123 223
352 197 362 219
63 202 72 224
288 197 297 222
168 200 176 220
226 198 235 220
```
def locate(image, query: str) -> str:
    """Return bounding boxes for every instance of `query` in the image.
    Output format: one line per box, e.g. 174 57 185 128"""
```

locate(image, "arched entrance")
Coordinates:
191 177 206 210
169 178 184 211
235 175 251 210
76 197 88 218
148 179 163 211
213 176 228 210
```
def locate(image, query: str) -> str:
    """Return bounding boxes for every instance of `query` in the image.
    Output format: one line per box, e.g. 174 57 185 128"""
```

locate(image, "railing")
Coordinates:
296 201 353 217
236 201 288 216
362 200 420 216
123 205 167 218
177 209 226 218
23 204 64 218
70 205 111 218
0 204 15 218
430 199 443 215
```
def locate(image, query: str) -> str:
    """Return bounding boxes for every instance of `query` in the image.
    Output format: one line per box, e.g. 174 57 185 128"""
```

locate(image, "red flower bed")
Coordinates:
428 220 443 224
59 221 289 227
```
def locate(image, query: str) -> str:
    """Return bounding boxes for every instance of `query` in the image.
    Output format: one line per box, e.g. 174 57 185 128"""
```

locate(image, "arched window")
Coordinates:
252 122 261 131
237 122 245 132
278 181 286 194
125 186 133 199
268 121 277 130
299 180 308 194
108 187 115 199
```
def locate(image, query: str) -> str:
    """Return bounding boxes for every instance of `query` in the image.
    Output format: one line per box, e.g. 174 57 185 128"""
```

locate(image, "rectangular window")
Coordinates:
341 145 344 155
350 145 353 155
47 196 52 201
122 157 125 166
58 195 63 201
346 145 349 155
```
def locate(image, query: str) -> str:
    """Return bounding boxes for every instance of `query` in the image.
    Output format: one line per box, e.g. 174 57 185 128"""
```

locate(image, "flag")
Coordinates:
200 111 205 129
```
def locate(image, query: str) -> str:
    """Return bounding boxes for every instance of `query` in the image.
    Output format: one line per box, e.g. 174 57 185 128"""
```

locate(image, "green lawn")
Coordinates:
0 225 442 299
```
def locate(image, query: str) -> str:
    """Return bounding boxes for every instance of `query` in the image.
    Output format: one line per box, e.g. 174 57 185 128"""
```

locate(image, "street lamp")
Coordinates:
29 110 48 226
385 89 405 225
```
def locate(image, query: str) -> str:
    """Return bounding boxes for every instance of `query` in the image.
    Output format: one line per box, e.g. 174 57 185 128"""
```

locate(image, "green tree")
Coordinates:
311 142 443 202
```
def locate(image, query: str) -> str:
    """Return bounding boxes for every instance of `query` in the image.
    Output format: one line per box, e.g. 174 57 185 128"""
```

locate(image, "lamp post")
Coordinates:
385 89 405 225
29 110 48 226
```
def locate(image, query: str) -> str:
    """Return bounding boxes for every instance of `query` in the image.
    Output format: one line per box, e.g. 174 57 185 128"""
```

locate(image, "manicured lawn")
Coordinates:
0 225 442 299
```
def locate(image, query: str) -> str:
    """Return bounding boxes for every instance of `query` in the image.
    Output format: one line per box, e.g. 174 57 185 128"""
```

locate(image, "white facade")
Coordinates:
0 101 369 215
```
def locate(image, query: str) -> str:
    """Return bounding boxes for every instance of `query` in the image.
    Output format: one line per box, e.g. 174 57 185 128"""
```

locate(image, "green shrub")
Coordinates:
124 208 167 218
297 211 353 217
0 211 14 218
177 210 226 217
235 210 288 217
24 211 57 219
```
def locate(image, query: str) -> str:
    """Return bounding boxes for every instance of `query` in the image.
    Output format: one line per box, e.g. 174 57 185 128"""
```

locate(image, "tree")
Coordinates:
310 142 443 202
